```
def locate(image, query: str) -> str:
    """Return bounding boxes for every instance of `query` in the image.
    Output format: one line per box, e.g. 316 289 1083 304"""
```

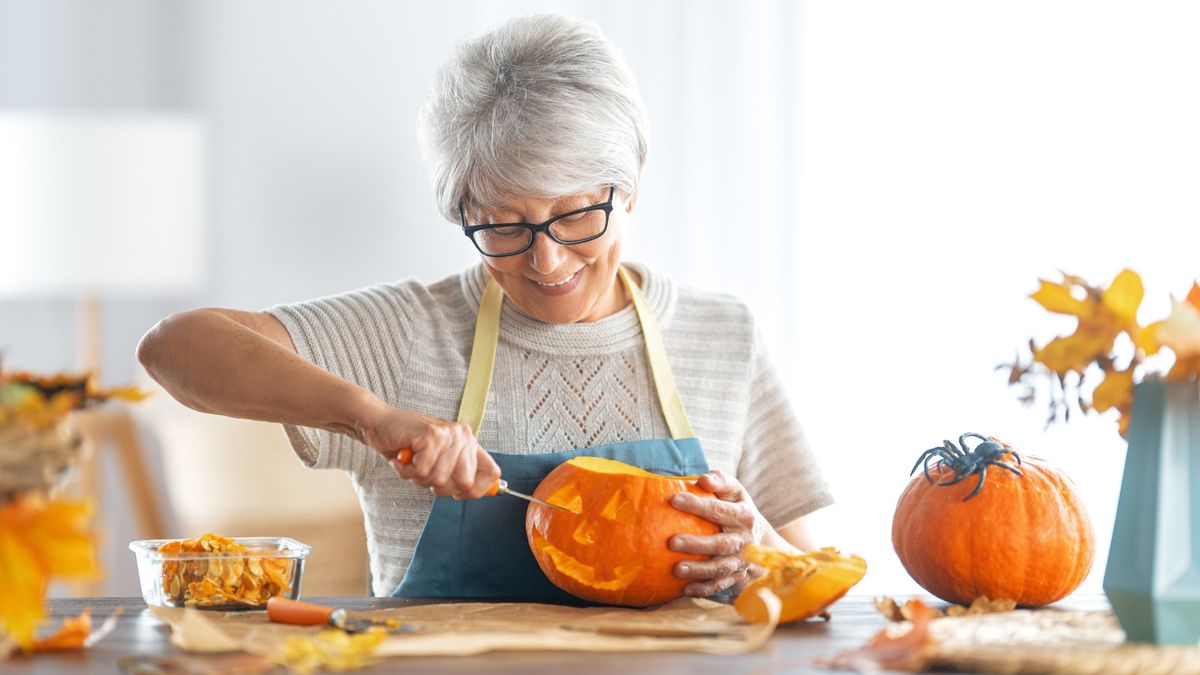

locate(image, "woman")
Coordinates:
138 14 832 600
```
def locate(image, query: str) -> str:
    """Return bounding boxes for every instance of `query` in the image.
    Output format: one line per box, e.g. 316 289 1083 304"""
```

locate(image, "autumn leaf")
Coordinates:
1030 280 1088 316
1030 270 1144 378
1010 272 1196 439
945 596 1018 616
819 598 936 671
0 525 44 649
89 385 150 404
272 628 386 674
0 498 99 650
2 369 148 431
1035 328 1117 376
1092 367 1135 414
33 610 91 651
1136 321 1165 356
874 595 1016 622
1102 269 1144 325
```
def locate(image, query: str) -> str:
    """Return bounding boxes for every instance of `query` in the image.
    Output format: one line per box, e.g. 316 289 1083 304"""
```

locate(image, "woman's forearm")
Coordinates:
770 516 814 553
137 309 383 441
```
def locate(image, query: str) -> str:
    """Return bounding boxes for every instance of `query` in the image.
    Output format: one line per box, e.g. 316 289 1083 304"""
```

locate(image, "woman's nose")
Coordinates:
527 231 568 274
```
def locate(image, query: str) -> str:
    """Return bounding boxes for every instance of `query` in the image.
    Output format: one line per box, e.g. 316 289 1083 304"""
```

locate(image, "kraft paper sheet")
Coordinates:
148 593 780 658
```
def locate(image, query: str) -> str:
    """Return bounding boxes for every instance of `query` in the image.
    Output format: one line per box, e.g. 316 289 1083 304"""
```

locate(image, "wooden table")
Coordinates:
7 594 1111 674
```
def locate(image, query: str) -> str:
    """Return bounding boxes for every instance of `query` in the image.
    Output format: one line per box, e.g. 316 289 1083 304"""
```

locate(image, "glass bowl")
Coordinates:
129 536 311 610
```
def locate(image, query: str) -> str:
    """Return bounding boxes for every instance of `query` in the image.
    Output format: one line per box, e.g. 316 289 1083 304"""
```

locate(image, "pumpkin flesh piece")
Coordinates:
735 546 867 624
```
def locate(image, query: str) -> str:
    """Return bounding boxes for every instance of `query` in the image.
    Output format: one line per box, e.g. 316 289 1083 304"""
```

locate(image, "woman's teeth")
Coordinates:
535 270 579 287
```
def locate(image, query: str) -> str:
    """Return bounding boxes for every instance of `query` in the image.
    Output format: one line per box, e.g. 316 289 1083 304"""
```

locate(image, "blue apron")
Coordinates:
393 266 709 601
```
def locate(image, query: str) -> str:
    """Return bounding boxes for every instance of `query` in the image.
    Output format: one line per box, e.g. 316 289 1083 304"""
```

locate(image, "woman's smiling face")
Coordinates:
469 186 634 324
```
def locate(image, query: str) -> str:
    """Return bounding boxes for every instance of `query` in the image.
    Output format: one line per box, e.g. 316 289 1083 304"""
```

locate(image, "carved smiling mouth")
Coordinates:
529 529 643 591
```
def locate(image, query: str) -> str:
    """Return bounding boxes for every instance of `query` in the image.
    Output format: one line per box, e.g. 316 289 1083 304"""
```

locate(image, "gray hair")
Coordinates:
418 14 649 222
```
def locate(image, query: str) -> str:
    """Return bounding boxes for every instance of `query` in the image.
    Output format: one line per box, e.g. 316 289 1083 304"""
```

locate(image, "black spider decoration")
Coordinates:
910 432 1023 501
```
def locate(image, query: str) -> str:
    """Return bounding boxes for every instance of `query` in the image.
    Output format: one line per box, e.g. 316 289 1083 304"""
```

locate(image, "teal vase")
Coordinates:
1103 378 1200 644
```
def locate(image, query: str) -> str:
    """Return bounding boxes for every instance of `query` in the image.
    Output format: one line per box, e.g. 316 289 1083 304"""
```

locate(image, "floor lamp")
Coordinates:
0 112 207 552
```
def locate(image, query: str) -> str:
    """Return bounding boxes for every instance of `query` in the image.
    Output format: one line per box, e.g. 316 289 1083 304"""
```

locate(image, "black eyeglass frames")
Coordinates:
460 185 616 257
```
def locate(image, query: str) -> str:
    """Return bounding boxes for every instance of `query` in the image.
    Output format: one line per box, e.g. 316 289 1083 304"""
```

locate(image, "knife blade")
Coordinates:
266 597 416 634
396 448 576 514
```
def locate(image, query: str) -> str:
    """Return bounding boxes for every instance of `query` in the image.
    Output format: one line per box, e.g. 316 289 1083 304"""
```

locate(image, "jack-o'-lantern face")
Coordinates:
525 457 720 607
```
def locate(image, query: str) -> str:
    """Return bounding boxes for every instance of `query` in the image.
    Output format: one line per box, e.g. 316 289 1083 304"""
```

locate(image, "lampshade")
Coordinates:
0 111 206 298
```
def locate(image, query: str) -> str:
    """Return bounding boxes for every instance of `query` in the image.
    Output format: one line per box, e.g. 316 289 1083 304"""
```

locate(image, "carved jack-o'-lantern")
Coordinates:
525 456 719 607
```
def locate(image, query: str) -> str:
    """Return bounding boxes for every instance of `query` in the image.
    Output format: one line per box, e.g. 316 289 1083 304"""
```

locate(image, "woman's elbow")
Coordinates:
136 310 203 379
136 318 168 374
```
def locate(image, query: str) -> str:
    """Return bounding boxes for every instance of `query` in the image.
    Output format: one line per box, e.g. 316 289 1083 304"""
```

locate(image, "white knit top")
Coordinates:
268 262 833 596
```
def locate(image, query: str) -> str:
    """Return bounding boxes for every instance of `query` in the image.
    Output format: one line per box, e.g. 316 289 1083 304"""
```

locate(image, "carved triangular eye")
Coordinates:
599 489 637 523
547 482 583 513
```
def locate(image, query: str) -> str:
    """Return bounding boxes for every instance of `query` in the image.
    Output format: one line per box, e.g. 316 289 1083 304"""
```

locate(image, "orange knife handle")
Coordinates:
395 448 503 497
267 596 333 626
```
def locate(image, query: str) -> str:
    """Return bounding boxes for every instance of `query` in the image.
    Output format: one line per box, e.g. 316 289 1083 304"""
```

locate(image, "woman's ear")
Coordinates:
624 189 638 214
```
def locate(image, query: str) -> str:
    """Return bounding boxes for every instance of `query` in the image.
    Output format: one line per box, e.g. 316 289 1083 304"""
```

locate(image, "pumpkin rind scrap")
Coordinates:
892 453 1094 607
525 456 719 606
734 546 867 624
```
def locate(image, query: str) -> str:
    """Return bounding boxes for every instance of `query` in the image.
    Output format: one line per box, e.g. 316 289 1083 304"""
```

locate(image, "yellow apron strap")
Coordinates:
456 279 504 436
618 266 695 439
459 266 695 440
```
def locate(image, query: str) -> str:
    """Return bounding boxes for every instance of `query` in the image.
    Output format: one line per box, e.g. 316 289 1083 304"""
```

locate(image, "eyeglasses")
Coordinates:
460 185 616 257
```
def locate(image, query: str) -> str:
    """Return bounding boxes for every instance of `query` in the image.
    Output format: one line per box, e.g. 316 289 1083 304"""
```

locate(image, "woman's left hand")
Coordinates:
668 470 771 597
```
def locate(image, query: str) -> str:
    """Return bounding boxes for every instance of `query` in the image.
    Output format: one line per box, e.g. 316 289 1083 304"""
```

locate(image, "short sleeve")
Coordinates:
265 282 419 475
736 329 834 528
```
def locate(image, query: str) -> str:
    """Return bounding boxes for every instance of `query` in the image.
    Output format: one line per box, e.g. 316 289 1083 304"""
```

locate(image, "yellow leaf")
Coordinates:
1034 328 1116 376
90 385 150 403
0 498 98 651
1136 321 1164 356
1102 268 1144 326
24 501 100 578
1030 280 1087 316
273 628 385 674
0 526 47 649
1093 368 1134 413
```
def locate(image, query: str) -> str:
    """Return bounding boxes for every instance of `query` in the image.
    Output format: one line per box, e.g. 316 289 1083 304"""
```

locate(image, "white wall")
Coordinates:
2 0 1198 598
793 1 1200 594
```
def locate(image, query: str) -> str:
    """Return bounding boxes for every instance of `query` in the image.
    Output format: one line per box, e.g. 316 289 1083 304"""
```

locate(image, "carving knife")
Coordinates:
396 448 575 513
266 597 416 633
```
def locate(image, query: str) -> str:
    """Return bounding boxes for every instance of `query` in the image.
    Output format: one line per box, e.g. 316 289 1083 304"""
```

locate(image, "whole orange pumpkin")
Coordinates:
892 433 1094 606
525 456 719 606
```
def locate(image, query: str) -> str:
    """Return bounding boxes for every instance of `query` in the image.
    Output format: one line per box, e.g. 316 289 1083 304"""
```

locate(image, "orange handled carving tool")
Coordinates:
396 448 574 513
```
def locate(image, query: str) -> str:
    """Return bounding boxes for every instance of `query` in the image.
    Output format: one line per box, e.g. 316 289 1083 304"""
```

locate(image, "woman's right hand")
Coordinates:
361 402 501 500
